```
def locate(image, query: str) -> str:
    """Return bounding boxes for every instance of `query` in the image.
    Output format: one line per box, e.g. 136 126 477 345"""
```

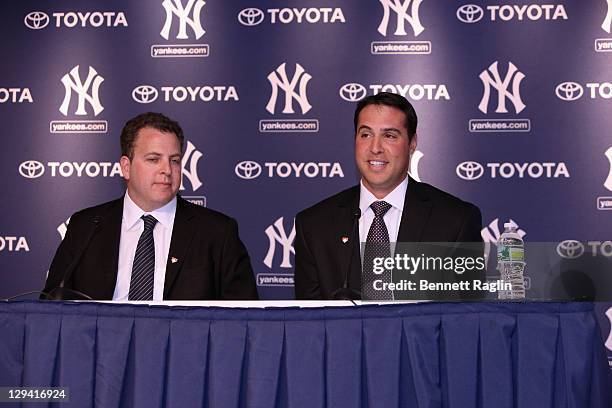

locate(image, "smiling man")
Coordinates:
43 112 258 301
294 93 483 300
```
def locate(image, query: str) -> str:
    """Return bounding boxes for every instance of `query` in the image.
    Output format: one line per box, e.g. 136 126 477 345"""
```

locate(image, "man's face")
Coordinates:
355 104 417 199
120 127 182 212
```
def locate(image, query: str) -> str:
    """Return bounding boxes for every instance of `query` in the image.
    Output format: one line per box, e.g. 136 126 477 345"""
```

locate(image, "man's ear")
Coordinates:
410 133 418 153
120 156 131 181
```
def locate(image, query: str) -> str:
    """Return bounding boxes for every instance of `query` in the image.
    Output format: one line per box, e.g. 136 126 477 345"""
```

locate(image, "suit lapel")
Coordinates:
333 187 362 289
163 197 196 298
97 199 123 297
397 177 433 243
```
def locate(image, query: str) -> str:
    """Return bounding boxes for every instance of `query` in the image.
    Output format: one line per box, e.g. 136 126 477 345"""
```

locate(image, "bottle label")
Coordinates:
508 247 524 261
498 246 524 262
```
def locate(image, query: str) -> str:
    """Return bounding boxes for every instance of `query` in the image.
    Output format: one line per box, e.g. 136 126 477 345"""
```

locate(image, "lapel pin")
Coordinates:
341 236 349 244
171 257 178 264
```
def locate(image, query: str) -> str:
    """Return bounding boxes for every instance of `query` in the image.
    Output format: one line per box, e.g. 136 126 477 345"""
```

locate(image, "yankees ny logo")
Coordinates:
378 0 425 37
481 218 526 245
160 0 206 40
180 141 203 191
604 147 612 191
479 61 526 114
266 63 312 114
57 217 71 240
59 65 104 116
264 217 296 269
606 307 612 351
603 0 612 33
409 150 423 182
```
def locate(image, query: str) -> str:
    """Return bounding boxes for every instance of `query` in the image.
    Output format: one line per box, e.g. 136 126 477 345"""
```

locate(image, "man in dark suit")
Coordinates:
294 93 483 300
43 112 258 300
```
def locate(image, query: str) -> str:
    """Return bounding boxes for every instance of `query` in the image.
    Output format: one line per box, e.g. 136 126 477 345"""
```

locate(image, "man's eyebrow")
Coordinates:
381 127 401 134
357 125 402 134
143 152 181 157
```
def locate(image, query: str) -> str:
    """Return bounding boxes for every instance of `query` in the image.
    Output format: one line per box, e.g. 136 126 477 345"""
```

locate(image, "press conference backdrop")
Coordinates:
0 0 611 364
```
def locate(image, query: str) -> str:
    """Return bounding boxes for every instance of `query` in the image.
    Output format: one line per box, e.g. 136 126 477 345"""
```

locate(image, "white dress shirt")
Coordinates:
113 192 177 301
358 176 409 255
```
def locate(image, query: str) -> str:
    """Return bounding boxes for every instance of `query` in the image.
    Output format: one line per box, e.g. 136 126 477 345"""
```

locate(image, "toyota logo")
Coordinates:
339 83 367 102
238 8 264 26
555 82 583 101
24 11 50 29
132 85 159 104
456 4 484 23
456 161 484 180
556 240 585 259
19 160 45 179
235 161 262 180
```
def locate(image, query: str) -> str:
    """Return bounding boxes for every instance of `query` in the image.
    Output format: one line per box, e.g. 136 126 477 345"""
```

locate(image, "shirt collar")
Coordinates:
123 191 177 231
359 176 409 216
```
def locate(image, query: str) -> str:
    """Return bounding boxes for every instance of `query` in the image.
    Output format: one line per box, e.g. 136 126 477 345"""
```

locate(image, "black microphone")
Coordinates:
332 208 362 300
44 215 101 300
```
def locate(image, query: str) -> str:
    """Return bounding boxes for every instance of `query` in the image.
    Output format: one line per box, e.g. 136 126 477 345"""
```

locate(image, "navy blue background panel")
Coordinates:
1 0 611 366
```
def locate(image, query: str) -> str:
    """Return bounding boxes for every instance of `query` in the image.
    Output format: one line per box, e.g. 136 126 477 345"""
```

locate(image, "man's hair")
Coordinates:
120 112 184 159
353 92 418 137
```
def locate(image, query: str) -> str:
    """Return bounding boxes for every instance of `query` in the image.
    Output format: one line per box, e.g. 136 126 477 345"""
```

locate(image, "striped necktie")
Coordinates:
128 215 157 300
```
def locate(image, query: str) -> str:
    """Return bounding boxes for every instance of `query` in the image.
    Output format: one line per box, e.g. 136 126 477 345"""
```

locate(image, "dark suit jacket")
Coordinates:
294 178 483 300
43 196 258 300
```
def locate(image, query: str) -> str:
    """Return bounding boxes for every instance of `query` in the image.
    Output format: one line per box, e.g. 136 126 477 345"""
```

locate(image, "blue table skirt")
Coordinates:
1 301 610 408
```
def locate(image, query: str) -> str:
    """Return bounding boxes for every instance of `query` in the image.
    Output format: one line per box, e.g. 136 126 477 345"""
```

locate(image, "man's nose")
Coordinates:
159 159 171 175
370 135 383 153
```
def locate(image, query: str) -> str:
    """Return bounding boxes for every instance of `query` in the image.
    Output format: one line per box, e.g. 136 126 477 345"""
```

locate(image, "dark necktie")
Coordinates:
362 201 393 300
128 215 157 300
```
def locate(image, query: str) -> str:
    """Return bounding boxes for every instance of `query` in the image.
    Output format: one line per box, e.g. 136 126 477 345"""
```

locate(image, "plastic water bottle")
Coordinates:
497 222 525 300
